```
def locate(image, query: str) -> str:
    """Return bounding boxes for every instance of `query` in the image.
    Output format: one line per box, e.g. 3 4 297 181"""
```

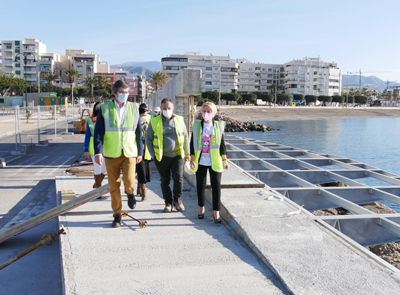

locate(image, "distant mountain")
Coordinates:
342 75 400 90
111 66 153 79
111 61 161 80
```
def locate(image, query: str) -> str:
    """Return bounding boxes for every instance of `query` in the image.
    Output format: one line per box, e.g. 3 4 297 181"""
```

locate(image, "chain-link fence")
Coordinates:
7 103 94 153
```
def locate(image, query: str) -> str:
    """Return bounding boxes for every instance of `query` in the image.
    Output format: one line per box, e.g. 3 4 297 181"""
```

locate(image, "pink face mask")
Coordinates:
202 112 212 122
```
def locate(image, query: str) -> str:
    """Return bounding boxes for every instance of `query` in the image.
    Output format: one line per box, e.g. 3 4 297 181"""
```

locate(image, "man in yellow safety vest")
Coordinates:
94 80 143 228
146 98 189 213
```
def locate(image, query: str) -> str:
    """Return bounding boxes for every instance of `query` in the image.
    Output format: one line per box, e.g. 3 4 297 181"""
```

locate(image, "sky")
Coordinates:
2 0 400 82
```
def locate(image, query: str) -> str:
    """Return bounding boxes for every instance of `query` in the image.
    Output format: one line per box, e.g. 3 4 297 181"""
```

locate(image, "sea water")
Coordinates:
233 117 400 212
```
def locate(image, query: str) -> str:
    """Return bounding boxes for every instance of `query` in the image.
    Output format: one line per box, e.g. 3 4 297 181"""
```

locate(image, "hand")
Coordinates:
84 152 90 159
185 154 190 162
95 154 103 166
190 161 196 170
224 161 229 170
136 156 142 164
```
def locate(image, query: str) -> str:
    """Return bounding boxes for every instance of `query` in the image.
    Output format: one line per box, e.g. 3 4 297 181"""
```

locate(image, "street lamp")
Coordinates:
14 52 37 109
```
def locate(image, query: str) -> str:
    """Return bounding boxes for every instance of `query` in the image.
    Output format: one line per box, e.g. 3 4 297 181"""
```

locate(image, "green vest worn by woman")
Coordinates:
150 115 186 161
86 117 95 156
190 120 226 173
101 101 139 158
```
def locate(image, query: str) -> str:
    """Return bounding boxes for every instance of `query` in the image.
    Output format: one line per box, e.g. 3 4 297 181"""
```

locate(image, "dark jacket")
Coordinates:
190 119 226 156
94 100 143 157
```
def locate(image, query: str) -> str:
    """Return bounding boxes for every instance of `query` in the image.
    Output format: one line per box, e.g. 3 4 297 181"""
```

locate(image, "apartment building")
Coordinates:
162 52 239 93
1 38 47 85
0 38 110 87
161 52 342 96
284 57 341 96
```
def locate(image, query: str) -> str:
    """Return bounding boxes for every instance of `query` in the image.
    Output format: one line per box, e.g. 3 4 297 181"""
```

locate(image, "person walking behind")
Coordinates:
152 106 161 118
189 102 228 223
136 105 152 200
146 98 189 213
94 80 143 228
84 102 107 197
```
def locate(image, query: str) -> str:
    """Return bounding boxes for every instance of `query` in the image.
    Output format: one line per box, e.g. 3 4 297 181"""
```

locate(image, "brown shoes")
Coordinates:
173 199 185 212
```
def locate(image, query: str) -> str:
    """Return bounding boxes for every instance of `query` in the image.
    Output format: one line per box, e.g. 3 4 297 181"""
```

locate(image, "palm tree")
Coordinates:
84 75 96 101
66 68 79 84
0 71 17 78
42 72 58 85
149 71 170 91
94 75 108 87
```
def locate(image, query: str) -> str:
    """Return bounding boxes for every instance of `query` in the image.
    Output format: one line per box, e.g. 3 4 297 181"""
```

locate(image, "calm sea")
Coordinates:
232 117 400 212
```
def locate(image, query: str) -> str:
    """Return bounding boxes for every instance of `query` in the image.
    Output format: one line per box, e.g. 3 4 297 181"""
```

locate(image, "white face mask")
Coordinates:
163 109 173 118
117 93 128 104
140 116 147 123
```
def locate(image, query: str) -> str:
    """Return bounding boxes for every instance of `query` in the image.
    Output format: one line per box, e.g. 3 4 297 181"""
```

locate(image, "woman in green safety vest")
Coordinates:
189 102 228 223
84 102 107 195
136 105 152 200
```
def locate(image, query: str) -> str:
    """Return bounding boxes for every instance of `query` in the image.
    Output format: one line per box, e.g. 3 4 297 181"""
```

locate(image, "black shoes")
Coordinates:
127 194 136 209
214 216 222 224
112 215 121 228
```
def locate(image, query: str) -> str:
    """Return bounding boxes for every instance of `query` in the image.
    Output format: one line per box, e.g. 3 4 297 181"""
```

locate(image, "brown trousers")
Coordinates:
105 152 136 217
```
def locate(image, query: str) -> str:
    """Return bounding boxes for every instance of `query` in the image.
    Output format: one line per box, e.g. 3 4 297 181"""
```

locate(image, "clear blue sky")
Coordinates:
2 0 400 82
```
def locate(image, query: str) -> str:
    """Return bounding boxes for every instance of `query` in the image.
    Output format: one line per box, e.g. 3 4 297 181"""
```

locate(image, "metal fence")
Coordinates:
8 104 94 153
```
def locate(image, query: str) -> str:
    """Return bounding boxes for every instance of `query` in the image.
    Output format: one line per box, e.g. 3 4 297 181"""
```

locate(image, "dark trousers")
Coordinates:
136 159 151 183
196 164 222 211
154 156 184 204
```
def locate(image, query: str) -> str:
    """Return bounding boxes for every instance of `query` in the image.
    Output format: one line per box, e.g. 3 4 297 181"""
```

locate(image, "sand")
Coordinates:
219 105 400 122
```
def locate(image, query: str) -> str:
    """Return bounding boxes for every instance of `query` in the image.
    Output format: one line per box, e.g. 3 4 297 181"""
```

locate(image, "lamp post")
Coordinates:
274 68 278 108
14 52 37 109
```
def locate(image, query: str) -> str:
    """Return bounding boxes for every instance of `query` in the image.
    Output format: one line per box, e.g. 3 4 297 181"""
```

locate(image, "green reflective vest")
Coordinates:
142 114 152 161
150 115 186 162
86 117 95 156
101 101 139 158
190 120 225 173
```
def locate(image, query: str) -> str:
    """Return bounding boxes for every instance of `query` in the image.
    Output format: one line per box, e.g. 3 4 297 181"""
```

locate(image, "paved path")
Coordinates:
57 172 288 295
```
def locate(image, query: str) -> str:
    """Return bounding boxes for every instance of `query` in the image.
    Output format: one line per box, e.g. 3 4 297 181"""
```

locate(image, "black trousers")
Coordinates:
196 164 222 211
136 159 151 183
154 156 184 204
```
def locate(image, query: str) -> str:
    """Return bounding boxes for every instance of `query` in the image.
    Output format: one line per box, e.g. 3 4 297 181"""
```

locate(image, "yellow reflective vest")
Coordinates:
190 120 226 173
86 117 95 156
101 101 139 158
150 115 186 161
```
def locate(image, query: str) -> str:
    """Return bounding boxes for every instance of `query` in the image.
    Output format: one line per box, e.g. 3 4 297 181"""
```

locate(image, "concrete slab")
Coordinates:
57 175 287 295
218 186 400 294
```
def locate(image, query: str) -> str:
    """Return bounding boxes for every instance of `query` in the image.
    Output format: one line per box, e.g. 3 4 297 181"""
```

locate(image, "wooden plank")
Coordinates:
0 185 110 244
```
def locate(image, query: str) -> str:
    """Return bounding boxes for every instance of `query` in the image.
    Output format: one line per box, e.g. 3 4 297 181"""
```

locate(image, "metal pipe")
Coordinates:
0 226 66 271
37 105 40 144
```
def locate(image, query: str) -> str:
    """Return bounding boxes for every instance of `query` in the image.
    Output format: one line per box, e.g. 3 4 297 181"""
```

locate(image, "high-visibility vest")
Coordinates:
190 120 226 173
150 115 186 161
86 117 95 156
142 115 152 161
101 101 139 158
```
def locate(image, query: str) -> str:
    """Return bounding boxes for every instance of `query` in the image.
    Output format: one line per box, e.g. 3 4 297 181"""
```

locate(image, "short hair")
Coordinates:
92 102 101 118
112 80 129 93
139 106 147 115
139 103 147 109
201 101 217 117
161 98 173 105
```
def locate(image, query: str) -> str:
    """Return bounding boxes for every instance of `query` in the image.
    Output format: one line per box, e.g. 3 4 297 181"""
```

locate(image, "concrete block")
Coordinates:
0 158 5 168
61 189 76 204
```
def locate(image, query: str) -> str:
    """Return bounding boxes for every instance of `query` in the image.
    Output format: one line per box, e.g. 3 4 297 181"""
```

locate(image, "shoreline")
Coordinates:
219 105 400 122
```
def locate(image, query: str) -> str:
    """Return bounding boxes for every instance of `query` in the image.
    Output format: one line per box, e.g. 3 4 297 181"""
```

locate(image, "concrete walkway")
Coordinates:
57 171 287 294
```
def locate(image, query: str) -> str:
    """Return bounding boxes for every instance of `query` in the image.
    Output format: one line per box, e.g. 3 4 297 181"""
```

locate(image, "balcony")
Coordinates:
23 47 36 52
25 62 37 67
3 46 12 51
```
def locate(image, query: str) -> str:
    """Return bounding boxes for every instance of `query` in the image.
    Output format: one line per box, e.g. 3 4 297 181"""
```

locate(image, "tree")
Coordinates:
354 95 368 104
94 89 111 101
94 75 108 87
276 93 291 104
305 95 318 105
318 95 332 106
42 72 58 85
66 68 79 84
293 94 304 102
149 71 170 91
201 91 219 103
241 93 257 104
84 75 96 101
221 92 241 103
332 95 344 104
393 89 400 101
0 76 27 96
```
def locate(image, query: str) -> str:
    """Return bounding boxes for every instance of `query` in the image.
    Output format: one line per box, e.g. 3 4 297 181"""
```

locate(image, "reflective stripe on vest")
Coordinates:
190 120 226 173
102 101 138 158
150 115 186 162
86 117 95 156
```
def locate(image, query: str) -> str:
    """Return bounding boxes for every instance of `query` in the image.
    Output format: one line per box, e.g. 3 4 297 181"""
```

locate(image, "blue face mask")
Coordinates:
117 93 128 103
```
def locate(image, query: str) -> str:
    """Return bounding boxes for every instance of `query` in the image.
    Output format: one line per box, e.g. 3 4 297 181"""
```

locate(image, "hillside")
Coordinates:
342 75 400 90
111 61 161 79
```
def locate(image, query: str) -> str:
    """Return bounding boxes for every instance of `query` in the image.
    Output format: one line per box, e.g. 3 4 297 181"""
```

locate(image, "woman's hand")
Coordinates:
84 152 90 159
190 161 196 170
224 161 229 170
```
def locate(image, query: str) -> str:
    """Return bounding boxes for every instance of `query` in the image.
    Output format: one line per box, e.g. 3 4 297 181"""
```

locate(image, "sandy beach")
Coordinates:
219 105 400 122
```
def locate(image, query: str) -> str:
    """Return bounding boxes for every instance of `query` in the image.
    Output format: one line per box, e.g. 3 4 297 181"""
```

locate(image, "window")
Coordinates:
77 65 83 72
205 67 212 72
214 67 219 71
0 98 4 103
86 65 93 72
249 68 253 71
205 81 212 86
6 45 12 49
15 63 20 68
161 57 188 62
129 82 134 85
267 74 272 78
255 67 261 71
164 66 179 70
40 64 51 71
16 70 21 75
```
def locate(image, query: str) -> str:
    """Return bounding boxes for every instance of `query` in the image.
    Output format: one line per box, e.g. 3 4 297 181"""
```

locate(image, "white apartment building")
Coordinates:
0 38 110 86
1 38 47 85
161 53 342 96
284 57 341 96
162 52 239 93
